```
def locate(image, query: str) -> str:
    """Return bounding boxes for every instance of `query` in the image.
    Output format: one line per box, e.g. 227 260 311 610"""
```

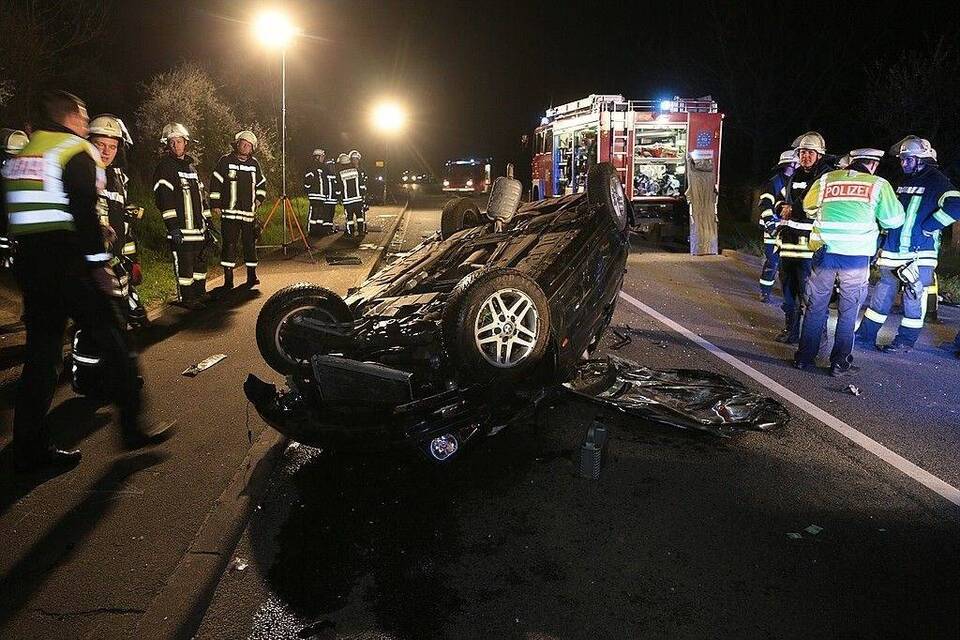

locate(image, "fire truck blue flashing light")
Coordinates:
660 99 675 112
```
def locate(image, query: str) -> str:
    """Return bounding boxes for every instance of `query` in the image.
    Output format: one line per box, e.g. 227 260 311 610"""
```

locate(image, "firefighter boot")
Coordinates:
775 312 797 343
246 266 260 287
223 267 234 289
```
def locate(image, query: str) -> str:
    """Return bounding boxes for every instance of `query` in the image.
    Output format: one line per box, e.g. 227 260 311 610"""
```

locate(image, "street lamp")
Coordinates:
371 101 407 203
253 10 311 256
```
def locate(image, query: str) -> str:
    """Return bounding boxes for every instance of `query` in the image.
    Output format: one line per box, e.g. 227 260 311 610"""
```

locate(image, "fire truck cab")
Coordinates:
443 158 493 194
531 94 723 232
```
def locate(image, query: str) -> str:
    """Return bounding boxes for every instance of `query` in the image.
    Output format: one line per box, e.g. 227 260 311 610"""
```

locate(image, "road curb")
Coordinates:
134 199 410 640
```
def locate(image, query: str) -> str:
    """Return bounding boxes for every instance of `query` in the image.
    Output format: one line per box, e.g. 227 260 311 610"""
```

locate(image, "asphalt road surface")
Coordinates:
196 205 959 639
0 203 407 640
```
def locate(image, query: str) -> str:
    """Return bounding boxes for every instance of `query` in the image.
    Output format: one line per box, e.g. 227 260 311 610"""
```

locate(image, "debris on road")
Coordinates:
578 420 609 480
805 524 823 535
325 254 363 266
786 532 802 540
182 353 227 377
229 557 249 572
609 328 632 350
846 384 862 396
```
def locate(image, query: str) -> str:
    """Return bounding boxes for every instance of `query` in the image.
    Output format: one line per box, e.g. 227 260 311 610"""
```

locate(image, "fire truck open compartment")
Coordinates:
531 94 723 238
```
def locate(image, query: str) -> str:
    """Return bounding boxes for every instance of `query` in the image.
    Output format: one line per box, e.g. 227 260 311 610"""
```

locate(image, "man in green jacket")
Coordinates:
793 148 905 376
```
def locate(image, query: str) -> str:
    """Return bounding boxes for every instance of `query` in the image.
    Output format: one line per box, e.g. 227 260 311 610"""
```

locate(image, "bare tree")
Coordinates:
0 0 106 125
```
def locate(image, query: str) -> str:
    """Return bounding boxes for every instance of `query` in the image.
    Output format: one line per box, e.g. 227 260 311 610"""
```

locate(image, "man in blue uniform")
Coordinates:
757 150 797 302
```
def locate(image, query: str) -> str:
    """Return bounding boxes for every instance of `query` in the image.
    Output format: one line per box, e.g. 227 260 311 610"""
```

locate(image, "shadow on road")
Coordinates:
0 451 167 635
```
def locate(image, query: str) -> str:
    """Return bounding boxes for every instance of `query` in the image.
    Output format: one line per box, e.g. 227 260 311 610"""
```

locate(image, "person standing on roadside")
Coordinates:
757 150 798 303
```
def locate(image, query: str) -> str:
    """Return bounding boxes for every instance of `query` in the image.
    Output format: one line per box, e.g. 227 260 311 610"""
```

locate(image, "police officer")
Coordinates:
774 131 835 343
0 128 29 269
758 150 797 303
210 130 266 289
794 149 904 376
153 123 215 309
1 91 158 470
88 114 147 325
338 152 366 239
856 137 960 353
303 148 333 237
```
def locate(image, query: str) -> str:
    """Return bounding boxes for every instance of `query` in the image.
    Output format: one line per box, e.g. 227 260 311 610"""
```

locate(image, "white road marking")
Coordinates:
618 290 960 507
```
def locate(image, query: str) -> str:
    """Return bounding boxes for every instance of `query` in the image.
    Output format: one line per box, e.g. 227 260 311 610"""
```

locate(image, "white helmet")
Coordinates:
849 148 884 163
348 149 361 161
312 148 325 157
337 153 350 164
897 136 937 161
160 122 191 144
234 130 257 151
777 150 797 166
89 114 133 146
792 131 826 155
1 128 29 154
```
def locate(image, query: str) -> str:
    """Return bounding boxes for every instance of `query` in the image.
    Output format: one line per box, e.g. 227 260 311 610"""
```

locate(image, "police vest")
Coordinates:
2 130 104 237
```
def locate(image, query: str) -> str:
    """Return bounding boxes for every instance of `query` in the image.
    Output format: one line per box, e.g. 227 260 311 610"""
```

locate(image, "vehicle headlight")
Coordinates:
402 176 408 182
443 179 450 187
428 434 459 461
466 179 474 187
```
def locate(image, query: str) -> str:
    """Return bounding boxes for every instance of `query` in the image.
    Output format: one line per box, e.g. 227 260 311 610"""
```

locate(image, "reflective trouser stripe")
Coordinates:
759 278 776 286
193 272 206 281
901 316 925 329
245 262 257 267
221 261 236 268
863 308 887 324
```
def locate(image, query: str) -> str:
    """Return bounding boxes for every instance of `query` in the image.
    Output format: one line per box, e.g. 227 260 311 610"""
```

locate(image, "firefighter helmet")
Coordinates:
234 130 258 151
312 148 325 157
777 150 797 165
349 149 361 161
160 122 190 144
849 148 884 163
792 131 826 155
89 114 133 146
337 153 350 164
897 136 937 160
0 128 29 154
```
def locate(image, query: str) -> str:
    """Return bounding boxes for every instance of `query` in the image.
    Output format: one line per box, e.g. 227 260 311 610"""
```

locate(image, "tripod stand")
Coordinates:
257 193 313 259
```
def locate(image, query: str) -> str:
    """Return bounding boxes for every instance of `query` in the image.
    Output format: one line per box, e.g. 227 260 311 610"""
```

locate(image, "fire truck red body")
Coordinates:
530 94 723 226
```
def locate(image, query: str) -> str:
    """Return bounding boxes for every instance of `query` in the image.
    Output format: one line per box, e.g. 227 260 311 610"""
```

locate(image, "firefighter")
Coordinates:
773 131 835 343
153 123 215 309
757 150 798 303
855 137 960 353
209 130 266 289
0 128 29 269
87 114 147 326
794 149 905 376
1 91 159 470
338 152 366 238
304 148 335 236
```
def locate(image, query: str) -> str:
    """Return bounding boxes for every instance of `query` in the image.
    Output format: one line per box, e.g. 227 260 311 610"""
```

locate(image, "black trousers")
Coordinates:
13 240 142 453
308 202 335 236
171 241 208 300
344 202 366 235
220 218 257 269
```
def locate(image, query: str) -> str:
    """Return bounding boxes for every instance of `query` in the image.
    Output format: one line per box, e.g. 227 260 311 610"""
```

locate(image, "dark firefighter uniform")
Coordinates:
209 151 266 284
304 157 337 236
2 124 142 460
774 156 834 342
153 153 213 302
856 163 960 349
98 165 147 323
758 155 794 301
338 160 367 236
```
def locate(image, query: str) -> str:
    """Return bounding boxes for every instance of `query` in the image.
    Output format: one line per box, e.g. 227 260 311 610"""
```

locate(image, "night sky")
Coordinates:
10 0 960 193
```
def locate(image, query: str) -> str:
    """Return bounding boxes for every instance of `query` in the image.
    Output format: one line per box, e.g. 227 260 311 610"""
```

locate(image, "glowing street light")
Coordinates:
253 10 299 49
372 101 407 135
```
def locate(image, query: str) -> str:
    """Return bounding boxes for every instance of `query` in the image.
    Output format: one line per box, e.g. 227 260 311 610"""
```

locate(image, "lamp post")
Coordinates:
371 101 407 203
253 10 311 256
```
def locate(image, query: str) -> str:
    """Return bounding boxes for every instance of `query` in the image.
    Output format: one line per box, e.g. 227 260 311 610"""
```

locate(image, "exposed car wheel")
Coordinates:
442 268 551 381
440 197 483 240
587 163 628 232
256 283 353 375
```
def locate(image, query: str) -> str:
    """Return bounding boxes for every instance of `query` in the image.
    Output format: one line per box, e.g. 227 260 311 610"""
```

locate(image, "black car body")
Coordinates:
245 165 631 462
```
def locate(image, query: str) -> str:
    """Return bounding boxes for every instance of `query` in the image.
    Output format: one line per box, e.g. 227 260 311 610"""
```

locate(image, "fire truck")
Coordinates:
443 158 493 194
530 94 723 231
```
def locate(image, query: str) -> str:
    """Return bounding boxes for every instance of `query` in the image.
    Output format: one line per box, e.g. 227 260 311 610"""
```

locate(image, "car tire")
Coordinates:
587 163 628 232
440 197 483 240
442 267 551 381
256 283 353 375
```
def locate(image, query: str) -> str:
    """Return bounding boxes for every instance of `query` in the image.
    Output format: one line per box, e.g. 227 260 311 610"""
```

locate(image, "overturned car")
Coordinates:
245 164 787 462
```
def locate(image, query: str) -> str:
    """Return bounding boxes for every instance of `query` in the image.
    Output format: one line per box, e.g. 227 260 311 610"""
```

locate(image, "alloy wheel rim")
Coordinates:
474 288 539 368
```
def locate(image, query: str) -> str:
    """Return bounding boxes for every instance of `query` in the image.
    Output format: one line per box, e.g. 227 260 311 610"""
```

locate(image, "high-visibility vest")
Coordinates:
2 130 104 237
